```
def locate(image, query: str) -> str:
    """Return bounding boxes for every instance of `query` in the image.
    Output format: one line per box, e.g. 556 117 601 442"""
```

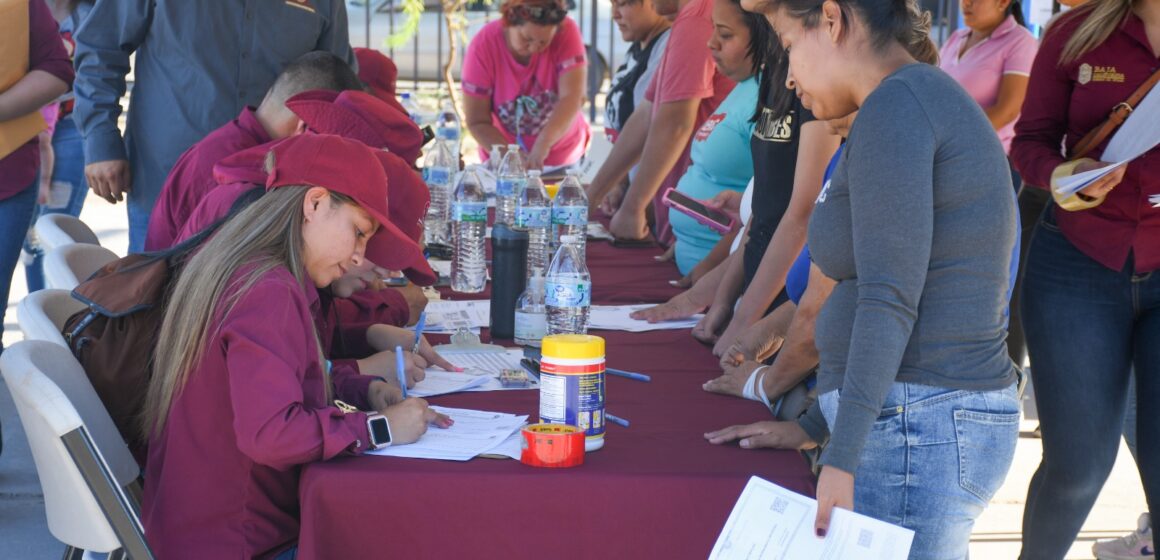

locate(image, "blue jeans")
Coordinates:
23 115 90 292
820 382 1020 560
1019 206 1160 559
0 180 39 352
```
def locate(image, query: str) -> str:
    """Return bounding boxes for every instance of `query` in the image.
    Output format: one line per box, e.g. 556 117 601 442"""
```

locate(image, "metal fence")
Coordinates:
353 0 967 121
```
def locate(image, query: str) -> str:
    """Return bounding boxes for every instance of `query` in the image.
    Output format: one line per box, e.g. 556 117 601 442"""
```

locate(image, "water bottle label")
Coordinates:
452 201 488 222
425 166 451 185
515 206 551 228
551 205 588 226
545 279 591 307
436 128 460 141
497 178 525 197
514 311 547 342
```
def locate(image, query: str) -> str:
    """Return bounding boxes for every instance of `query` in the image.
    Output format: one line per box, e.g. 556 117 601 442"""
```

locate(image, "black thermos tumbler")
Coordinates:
489 224 528 340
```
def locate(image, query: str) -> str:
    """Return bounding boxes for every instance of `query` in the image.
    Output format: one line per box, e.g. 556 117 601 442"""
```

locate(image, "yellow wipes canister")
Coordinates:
539 334 605 451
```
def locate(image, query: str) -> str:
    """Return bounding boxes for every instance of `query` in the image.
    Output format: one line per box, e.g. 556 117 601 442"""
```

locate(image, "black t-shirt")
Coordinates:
744 96 815 293
604 30 669 135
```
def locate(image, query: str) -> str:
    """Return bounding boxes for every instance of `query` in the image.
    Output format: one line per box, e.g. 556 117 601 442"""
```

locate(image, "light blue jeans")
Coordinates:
23 115 90 292
820 382 1020 560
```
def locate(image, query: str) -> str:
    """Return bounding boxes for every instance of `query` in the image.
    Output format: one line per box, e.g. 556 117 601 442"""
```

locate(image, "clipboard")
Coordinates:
0 0 49 160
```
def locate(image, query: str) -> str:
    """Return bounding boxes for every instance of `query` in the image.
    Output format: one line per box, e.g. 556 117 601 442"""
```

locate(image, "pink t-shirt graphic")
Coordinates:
462 18 590 167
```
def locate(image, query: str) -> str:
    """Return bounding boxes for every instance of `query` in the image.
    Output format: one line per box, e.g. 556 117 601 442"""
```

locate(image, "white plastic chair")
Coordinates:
44 244 119 291
0 341 151 559
17 289 87 348
34 214 101 251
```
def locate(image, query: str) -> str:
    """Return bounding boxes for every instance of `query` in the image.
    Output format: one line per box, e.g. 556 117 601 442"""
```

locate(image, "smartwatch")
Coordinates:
366 413 393 450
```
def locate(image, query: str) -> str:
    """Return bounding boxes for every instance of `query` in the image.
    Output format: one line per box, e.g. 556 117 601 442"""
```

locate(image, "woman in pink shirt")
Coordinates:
462 0 590 169
142 134 451 559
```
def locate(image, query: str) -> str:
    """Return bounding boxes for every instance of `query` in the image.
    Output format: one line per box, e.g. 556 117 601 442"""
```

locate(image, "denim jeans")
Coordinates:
1019 206 1159 559
0 180 39 352
820 382 1020 560
23 115 90 292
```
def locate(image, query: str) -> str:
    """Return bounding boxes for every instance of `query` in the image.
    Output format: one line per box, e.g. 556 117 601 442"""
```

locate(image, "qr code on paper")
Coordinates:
769 497 788 514
857 528 874 548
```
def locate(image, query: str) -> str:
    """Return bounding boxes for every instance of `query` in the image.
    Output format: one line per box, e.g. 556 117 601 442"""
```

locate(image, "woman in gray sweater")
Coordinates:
745 0 1021 557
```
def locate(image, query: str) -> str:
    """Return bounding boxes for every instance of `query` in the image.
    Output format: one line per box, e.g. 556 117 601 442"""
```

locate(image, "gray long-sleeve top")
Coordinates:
73 0 354 204
803 63 1019 474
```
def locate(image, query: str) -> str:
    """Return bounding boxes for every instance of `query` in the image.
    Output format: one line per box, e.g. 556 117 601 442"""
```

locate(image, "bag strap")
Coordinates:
1071 67 1160 161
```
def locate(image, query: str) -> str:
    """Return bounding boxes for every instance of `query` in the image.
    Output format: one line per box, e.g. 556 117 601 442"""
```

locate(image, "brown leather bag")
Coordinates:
1070 68 1160 161
62 253 177 459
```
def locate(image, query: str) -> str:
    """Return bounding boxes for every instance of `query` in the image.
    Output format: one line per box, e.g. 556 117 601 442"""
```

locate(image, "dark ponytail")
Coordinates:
1008 0 1027 28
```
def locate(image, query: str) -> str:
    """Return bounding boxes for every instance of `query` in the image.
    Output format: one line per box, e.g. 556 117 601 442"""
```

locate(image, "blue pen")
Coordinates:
395 345 408 399
606 367 651 383
411 311 427 353
605 412 630 428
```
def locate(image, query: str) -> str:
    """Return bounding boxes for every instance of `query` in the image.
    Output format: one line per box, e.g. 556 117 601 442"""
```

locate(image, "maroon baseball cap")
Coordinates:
286 89 423 164
355 47 398 99
374 150 436 285
264 134 433 282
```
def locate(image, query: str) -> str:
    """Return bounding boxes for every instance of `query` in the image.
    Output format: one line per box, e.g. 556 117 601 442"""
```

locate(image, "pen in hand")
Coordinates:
395 345 409 399
411 311 427 354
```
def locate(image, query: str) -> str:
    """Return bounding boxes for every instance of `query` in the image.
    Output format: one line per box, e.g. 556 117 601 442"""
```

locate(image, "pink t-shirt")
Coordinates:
642 0 735 243
939 15 1038 153
462 18 590 167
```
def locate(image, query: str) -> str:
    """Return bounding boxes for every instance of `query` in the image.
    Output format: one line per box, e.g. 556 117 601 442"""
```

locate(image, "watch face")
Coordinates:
370 416 392 446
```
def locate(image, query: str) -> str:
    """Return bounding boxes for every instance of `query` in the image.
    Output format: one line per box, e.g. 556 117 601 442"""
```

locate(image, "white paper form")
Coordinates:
710 477 914 560
418 348 537 395
422 300 490 332
587 304 702 332
367 406 527 461
1057 85 1160 196
1150 194 1160 208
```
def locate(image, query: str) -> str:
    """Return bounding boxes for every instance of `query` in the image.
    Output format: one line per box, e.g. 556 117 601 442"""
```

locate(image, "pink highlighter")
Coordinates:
661 188 737 235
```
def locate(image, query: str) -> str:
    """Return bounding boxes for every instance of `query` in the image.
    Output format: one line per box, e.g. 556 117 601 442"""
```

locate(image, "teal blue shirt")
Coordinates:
669 76 758 274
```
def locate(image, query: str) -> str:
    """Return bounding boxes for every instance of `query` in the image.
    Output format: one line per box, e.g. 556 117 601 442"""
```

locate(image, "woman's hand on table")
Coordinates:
366 324 461 372
357 349 428 387
703 360 765 399
712 319 748 357
599 180 628 216
630 289 708 323
703 420 816 449
814 466 855 539
609 206 650 240
692 303 731 345
381 398 454 445
720 322 783 368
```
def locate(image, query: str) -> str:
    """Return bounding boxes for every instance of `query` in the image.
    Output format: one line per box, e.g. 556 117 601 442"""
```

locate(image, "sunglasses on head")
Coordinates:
514 3 568 23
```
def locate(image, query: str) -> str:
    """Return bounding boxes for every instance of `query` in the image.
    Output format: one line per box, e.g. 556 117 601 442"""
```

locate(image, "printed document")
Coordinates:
410 348 534 397
423 300 491 332
588 304 702 332
1056 85 1160 196
710 476 914 560
367 406 527 461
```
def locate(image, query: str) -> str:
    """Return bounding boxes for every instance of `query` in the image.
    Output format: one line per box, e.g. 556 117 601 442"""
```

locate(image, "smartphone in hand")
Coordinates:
660 188 736 234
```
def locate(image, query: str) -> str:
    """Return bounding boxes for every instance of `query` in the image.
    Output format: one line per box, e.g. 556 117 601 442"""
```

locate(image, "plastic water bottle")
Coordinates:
435 101 461 160
400 92 422 124
516 170 552 279
552 173 588 258
451 168 487 293
545 235 591 334
422 138 456 246
495 144 525 227
514 267 547 347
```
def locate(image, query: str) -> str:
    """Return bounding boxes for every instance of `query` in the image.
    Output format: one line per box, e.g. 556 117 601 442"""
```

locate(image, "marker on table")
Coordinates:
395 345 409 399
605 412 630 428
411 311 427 353
606 367 651 383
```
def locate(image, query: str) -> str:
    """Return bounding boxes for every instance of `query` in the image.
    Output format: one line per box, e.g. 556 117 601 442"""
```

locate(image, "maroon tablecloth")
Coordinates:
297 241 816 559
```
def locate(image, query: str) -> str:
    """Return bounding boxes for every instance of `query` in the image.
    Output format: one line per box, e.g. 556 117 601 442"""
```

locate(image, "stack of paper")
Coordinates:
422 300 491 333
411 348 535 397
367 406 527 461
1150 194 1160 208
1057 84 1160 197
710 476 914 560
588 304 702 332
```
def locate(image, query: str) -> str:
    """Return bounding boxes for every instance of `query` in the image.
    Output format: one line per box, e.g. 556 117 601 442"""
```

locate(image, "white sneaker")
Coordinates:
1093 513 1154 560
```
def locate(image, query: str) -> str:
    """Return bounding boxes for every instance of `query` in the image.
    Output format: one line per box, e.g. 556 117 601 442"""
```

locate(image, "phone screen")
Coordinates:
665 190 732 227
